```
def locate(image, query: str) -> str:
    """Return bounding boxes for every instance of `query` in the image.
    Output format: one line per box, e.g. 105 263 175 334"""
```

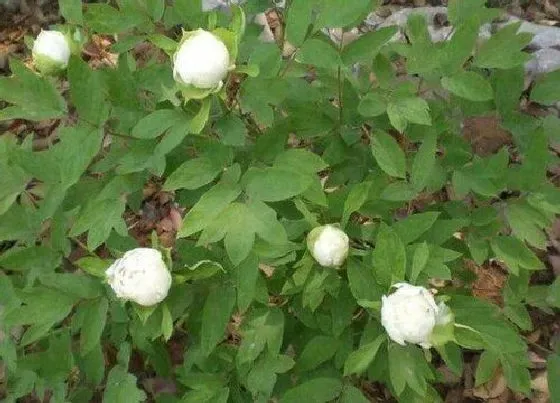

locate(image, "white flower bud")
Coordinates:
307 225 350 268
173 29 230 89
32 30 71 74
106 248 172 307
381 283 451 349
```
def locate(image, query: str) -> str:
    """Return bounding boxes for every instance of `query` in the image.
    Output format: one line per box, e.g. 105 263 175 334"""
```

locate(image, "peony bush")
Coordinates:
0 0 559 402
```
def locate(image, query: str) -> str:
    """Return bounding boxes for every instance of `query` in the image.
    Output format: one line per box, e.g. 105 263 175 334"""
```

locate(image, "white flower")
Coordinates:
32 30 71 73
307 225 350 268
106 248 172 307
173 29 230 89
381 283 451 349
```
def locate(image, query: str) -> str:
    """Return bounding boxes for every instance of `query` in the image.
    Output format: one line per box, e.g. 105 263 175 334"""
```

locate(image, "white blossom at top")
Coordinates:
106 248 172 307
381 283 451 349
173 29 230 89
32 30 71 70
307 225 350 268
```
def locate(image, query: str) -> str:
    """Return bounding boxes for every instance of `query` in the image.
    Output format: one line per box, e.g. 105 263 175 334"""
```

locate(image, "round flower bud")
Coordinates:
381 283 450 349
173 29 230 89
32 30 71 74
307 225 350 268
106 248 172 307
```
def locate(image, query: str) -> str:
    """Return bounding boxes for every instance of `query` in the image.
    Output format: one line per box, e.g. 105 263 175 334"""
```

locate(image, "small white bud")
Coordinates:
173 29 230 89
381 283 451 349
32 30 71 74
106 248 172 307
307 225 350 268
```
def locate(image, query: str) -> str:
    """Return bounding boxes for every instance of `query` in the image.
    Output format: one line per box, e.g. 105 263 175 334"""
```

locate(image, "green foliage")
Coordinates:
0 0 558 401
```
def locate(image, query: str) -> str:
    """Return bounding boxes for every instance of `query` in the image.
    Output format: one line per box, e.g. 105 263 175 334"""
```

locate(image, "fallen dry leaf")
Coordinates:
462 116 513 157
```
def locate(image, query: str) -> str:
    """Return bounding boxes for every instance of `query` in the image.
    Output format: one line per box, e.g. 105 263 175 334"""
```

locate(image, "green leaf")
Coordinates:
71 198 127 250
0 59 66 121
4 287 75 338
347 258 384 303
40 272 103 300
164 157 223 191
103 366 146 403
340 386 370 403
342 26 398 65
370 130 406 178
436 342 464 376
296 39 341 70
503 302 532 331
372 222 407 286
131 109 185 139
240 78 288 126
74 256 110 278
297 336 340 372
490 236 544 275
188 97 211 134
358 91 387 117
214 114 247 146
315 0 372 30
393 212 440 245
285 0 314 46
501 354 531 395
236 253 259 313
179 183 241 237
146 0 165 21
493 66 525 116
84 3 146 34
381 182 418 202
548 354 560 403
387 97 431 132
161 303 173 341
80 298 108 356
473 22 533 69
342 181 372 227
81 345 105 385
0 204 40 242
224 204 256 265
0 245 61 272
441 18 480 73
201 284 236 356
410 242 429 284
247 199 289 245
343 335 384 376
530 69 560 106
505 202 549 249
0 161 29 216
0 337 17 373
59 0 83 24
441 71 494 102
447 0 499 25
68 57 108 125
274 149 328 173
280 377 343 403
411 132 437 190
245 167 313 202
388 344 433 397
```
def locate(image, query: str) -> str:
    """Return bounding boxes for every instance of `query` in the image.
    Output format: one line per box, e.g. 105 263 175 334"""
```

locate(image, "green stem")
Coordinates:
337 65 344 132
